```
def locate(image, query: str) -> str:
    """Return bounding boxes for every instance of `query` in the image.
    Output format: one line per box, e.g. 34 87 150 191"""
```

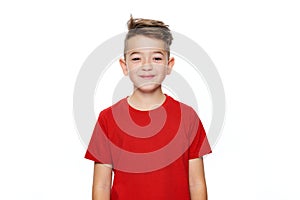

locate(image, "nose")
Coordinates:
141 63 153 71
141 58 153 71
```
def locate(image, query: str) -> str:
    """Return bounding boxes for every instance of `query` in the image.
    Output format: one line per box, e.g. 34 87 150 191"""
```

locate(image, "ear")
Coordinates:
119 58 128 76
166 57 175 75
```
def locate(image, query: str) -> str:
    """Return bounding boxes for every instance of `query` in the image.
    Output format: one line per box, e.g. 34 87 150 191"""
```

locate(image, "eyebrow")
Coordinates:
152 51 164 55
129 51 140 56
128 51 165 56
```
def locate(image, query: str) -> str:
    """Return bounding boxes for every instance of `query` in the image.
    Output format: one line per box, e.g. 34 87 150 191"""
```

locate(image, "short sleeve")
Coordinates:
188 110 212 159
84 110 113 165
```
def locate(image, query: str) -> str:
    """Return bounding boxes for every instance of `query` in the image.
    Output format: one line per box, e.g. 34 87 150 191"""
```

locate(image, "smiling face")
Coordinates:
120 35 174 93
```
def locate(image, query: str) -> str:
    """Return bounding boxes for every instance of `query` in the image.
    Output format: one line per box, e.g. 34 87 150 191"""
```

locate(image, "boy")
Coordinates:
85 16 212 200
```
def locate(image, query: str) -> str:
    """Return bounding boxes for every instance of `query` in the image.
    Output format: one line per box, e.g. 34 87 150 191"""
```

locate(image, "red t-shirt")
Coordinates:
85 94 212 200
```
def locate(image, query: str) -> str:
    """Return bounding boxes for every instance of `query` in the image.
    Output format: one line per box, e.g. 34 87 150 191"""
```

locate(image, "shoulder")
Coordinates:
98 97 128 119
166 95 198 118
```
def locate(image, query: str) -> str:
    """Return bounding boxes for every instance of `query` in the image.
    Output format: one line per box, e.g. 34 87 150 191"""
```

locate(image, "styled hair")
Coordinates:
124 15 173 58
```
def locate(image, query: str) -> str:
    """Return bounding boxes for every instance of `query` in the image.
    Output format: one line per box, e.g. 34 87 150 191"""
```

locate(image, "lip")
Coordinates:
139 75 155 79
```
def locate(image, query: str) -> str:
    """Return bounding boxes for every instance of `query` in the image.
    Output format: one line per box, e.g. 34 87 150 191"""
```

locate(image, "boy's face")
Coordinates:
120 35 174 93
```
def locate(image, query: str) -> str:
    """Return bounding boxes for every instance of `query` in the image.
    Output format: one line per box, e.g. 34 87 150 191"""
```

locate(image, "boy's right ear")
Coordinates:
119 58 128 76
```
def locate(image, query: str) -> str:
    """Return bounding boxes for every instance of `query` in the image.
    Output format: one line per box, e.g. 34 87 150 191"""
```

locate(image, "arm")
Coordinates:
92 162 113 200
189 157 208 200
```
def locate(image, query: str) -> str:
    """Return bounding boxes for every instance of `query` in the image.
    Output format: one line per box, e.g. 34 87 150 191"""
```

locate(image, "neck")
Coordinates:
128 88 166 111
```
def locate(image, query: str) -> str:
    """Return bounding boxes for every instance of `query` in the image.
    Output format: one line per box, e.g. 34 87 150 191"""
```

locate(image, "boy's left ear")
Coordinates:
167 57 175 75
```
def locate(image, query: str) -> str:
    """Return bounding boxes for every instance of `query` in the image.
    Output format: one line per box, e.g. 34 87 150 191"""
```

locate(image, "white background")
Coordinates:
1 0 299 199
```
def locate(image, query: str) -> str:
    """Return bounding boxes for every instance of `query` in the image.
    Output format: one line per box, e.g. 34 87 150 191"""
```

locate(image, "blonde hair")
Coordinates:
124 15 173 58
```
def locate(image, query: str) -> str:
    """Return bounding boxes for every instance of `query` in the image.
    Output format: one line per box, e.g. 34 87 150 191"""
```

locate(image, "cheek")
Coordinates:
155 65 168 73
127 64 142 72
127 70 140 83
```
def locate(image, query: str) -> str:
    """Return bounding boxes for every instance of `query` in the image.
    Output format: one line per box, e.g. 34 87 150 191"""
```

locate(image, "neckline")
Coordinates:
126 94 169 112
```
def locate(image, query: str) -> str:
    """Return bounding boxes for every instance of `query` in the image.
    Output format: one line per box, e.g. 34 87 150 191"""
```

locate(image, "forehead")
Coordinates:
125 35 166 54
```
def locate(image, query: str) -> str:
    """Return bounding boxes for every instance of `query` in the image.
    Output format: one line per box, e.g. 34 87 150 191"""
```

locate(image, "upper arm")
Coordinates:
93 162 113 189
189 157 206 187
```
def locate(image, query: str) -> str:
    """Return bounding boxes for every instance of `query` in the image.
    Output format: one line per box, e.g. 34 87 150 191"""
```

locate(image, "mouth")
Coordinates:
139 75 155 80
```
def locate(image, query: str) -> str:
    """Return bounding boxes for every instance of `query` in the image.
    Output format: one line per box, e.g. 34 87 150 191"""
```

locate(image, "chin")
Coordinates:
135 84 161 93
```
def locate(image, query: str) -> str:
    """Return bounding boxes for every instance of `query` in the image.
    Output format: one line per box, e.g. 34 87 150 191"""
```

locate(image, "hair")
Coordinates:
124 15 173 58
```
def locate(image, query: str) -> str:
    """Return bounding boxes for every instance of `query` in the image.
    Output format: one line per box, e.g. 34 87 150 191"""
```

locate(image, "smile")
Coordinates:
139 75 155 79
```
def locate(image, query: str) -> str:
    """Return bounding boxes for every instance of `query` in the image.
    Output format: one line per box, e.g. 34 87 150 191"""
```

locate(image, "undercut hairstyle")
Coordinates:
124 15 173 58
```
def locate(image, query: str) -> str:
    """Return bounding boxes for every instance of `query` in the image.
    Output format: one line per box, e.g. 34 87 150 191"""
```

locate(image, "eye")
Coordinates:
131 57 140 61
153 57 162 61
